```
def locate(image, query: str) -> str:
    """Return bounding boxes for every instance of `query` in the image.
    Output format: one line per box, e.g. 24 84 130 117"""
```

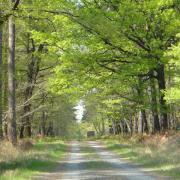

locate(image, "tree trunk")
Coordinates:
3 55 8 139
133 116 138 134
41 110 46 137
112 120 116 135
124 119 131 134
40 92 46 137
46 122 53 136
149 76 160 133
23 103 31 137
119 122 124 135
138 111 144 133
137 78 148 133
101 117 105 135
0 22 3 138
19 125 24 138
156 64 168 131
129 118 133 136
21 40 43 138
7 14 17 145
142 110 148 133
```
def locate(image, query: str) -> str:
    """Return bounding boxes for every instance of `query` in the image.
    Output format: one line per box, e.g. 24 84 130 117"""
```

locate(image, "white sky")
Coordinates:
74 100 85 123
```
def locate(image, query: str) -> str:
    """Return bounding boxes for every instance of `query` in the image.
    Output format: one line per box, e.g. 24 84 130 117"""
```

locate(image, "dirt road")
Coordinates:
34 141 170 180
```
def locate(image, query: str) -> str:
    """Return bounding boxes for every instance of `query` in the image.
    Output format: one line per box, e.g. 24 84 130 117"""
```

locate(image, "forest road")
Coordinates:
33 141 170 180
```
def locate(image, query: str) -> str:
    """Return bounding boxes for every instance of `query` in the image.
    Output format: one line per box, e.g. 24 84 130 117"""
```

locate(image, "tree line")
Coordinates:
0 0 180 145
48 0 180 135
0 0 78 145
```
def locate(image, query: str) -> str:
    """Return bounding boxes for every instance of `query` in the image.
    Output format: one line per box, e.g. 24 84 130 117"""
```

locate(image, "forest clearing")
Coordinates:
0 0 180 179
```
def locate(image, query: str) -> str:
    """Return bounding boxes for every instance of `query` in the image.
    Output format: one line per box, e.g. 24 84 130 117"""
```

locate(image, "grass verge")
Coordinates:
0 138 67 180
102 133 180 180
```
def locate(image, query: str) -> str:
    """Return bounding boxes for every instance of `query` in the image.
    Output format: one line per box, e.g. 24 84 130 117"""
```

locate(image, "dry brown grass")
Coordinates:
0 139 34 163
138 132 180 148
0 139 66 180
0 141 21 162
104 132 180 179
18 140 34 151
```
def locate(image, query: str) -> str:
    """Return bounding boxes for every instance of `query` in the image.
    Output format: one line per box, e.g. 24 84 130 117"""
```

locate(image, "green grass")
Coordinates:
0 138 67 180
102 135 180 180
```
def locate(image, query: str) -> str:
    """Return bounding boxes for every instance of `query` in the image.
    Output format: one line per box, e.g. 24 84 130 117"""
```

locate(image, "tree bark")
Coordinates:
23 103 31 137
137 78 148 133
20 37 43 138
21 41 43 138
112 120 116 135
142 110 148 133
133 116 138 134
40 92 46 137
138 111 144 133
19 125 24 138
0 22 3 138
149 75 160 132
41 110 46 137
20 102 32 138
156 64 168 131
101 117 105 135
46 122 53 136
7 14 17 145
3 53 8 139
119 121 124 135
124 118 131 134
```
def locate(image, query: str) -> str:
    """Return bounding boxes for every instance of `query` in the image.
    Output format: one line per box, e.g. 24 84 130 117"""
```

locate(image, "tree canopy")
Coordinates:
0 0 180 143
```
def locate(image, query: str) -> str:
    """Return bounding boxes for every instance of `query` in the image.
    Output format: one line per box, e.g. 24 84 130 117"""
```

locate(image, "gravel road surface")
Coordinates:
34 141 170 180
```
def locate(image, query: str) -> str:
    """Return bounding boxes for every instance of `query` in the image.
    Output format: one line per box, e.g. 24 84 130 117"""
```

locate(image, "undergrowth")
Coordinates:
102 132 180 179
0 138 67 180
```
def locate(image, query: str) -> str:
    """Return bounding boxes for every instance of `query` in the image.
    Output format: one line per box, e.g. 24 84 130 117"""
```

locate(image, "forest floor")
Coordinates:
33 141 172 180
0 138 67 180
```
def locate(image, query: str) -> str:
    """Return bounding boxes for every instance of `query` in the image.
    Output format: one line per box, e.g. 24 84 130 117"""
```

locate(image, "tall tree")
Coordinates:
149 73 160 133
7 0 20 145
0 21 3 138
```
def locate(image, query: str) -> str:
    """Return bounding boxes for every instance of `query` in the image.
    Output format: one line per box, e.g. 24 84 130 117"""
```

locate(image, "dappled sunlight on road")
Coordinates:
34 141 171 180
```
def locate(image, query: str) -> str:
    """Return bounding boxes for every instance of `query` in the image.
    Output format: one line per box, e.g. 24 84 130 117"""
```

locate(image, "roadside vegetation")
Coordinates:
102 133 180 179
0 1 179 179
0 138 67 180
